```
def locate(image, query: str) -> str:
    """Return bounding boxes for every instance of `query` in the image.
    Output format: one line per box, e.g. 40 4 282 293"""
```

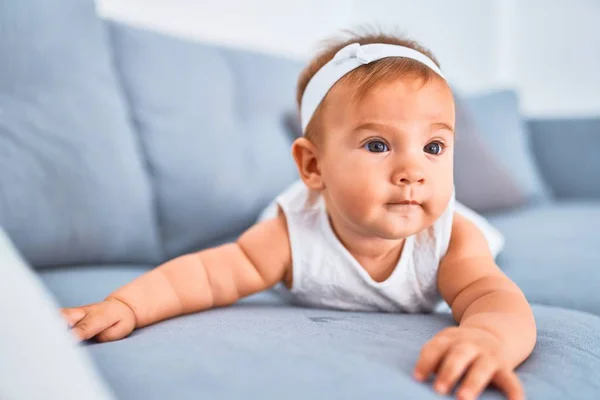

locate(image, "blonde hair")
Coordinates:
297 28 441 141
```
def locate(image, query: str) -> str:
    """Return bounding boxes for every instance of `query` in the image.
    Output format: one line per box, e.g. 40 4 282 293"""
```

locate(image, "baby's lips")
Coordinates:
386 199 422 206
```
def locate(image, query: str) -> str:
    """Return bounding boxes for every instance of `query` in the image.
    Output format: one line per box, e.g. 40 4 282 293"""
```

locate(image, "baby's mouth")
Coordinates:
389 200 420 205
385 201 422 212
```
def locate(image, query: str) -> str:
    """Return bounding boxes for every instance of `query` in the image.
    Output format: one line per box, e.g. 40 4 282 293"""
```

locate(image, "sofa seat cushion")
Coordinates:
488 201 600 315
38 266 600 400
83 291 600 399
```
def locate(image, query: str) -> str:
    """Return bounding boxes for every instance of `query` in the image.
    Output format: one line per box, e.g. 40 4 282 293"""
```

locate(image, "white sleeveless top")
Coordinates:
271 180 456 313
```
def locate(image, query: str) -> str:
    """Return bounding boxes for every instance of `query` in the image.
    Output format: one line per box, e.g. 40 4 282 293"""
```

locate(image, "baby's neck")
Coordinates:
327 214 406 283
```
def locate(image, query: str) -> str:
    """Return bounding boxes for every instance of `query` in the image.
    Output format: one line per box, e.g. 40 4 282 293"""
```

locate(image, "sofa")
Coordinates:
1 1 600 399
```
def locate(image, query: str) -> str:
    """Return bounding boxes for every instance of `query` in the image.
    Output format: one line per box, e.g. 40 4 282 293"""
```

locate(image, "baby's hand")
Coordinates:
61 297 136 342
413 326 524 400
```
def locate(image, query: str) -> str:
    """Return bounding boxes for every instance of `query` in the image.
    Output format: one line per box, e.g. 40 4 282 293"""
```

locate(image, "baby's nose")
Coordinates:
393 166 425 186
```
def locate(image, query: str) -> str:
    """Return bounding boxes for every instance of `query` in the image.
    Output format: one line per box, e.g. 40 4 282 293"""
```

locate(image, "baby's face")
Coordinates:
318 75 455 239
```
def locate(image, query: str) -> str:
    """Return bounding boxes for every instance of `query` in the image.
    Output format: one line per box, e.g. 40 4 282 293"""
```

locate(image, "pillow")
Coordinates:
461 90 550 203
453 95 528 212
107 21 301 260
528 118 600 200
0 0 161 268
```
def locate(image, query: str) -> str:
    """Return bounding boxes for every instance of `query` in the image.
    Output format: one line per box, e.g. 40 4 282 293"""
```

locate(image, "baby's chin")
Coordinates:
348 207 436 239
374 226 422 240
367 218 427 240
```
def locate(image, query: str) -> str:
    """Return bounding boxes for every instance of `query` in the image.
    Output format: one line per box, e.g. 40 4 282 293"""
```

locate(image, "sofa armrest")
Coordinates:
527 118 600 200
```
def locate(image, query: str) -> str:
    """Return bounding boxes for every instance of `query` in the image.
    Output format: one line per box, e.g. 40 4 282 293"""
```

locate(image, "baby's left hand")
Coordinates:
413 326 524 400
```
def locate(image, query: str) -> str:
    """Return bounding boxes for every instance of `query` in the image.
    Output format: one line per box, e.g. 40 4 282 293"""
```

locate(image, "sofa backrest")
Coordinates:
106 21 302 260
528 118 600 200
1 1 597 270
0 0 161 269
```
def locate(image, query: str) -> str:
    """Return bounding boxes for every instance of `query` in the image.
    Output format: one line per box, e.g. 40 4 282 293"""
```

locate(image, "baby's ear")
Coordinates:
291 137 325 191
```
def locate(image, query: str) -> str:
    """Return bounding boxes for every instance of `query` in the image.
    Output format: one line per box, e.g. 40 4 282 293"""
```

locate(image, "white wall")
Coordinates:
97 0 600 117
514 0 600 117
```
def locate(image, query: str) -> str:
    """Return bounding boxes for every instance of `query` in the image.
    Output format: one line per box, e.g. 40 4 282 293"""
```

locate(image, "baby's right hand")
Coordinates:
61 297 136 342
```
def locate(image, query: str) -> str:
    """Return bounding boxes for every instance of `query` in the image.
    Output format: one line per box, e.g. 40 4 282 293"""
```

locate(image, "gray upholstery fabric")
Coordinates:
462 90 550 203
39 266 600 399
453 96 528 212
488 202 600 316
0 0 161 268
528 118 600 200
40 265 150 307
106 22 300 260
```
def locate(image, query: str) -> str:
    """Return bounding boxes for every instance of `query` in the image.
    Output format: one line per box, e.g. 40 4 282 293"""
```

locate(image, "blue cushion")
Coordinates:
106 22 301 259
0 0 161 268
463 90 550 202
528 118 600 200
453 95 528 212
62 283 600 400
488 202 600 315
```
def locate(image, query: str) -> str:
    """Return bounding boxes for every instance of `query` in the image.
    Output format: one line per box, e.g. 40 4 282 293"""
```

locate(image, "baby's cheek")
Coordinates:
345 189 376 219
430 187 454 220
326 177 369 215
421 195 449 227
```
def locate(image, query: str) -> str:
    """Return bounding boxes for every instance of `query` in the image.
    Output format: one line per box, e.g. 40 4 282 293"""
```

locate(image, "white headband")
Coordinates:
300 42 445 133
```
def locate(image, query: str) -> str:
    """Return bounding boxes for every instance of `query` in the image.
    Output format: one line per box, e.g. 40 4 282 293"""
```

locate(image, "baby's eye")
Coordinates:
424 141 444 155
364 140 389 153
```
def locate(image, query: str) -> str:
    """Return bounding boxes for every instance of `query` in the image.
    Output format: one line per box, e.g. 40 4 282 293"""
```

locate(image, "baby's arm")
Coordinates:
61 213 291 342
414 212 535 400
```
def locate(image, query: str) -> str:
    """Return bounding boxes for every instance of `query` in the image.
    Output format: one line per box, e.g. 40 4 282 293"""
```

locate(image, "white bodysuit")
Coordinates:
258 180 504 313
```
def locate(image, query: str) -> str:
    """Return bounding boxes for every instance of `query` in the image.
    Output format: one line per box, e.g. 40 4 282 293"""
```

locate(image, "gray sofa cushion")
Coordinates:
528 118 600 200
463 90 550 203
453 96 527 212
40 266 600 399
106 22 301 260
489 201 600 316
0 0 161 268
72 290 600 399
40 265 149 307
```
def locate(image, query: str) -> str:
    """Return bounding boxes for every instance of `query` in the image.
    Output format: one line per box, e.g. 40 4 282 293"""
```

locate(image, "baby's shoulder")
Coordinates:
276 180 322 214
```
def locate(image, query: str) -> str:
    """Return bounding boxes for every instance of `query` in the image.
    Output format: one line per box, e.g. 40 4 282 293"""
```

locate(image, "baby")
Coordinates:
62 31 536 400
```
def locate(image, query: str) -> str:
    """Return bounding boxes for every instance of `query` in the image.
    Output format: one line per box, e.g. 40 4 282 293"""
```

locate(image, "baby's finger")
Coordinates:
60 308 86 328
413 335 453 382
70 312 115 341
492 368 524 400
433 344 479 395
95 319 133 343
456 355 498 400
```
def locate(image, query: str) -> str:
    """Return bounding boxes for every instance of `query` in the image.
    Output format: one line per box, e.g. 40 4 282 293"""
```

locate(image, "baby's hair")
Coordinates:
297 27 441 141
